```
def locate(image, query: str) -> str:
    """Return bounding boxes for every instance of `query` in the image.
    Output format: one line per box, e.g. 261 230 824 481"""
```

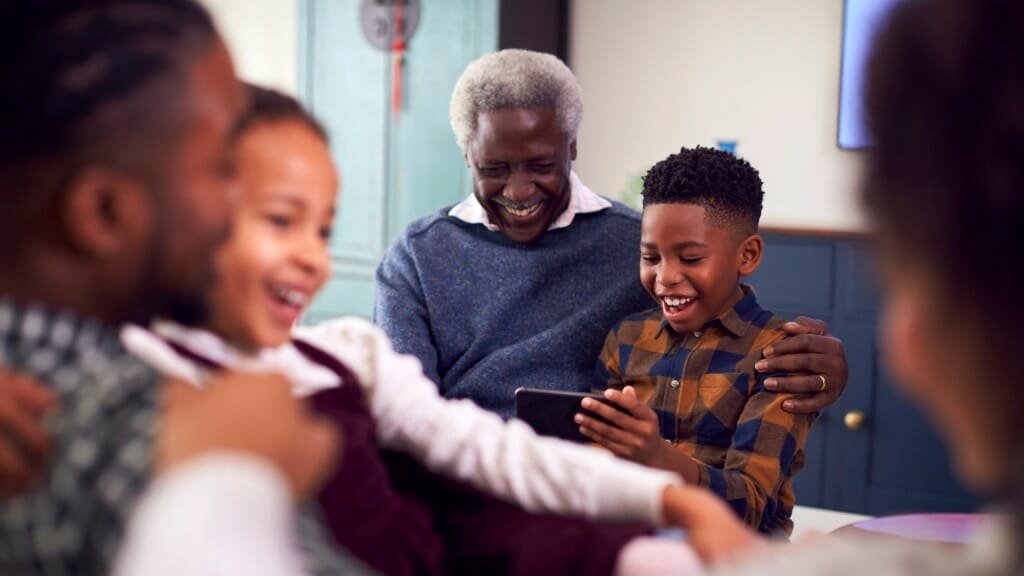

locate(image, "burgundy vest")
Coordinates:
168 337 649 576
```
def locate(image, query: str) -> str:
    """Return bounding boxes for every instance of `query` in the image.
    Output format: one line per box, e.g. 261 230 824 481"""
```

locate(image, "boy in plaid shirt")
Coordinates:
579 146 813 536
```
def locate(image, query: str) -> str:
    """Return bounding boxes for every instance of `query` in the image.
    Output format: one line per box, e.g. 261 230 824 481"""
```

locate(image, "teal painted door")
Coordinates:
298 0 499 322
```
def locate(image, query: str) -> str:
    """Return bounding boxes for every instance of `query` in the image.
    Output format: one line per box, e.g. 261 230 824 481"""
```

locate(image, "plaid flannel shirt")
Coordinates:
592 285 812 535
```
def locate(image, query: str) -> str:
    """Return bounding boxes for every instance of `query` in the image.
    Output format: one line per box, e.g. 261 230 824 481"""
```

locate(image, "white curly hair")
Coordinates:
450 49 583 154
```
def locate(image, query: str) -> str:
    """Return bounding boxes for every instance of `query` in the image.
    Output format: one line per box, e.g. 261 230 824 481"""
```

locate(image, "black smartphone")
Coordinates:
514 387 630 443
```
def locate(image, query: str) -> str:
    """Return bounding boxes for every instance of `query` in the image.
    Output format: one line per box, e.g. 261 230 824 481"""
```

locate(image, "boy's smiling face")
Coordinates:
640 203 761 334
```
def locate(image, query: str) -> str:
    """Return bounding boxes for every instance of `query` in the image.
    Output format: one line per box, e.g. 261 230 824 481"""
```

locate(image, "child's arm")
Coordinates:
297 318 684 526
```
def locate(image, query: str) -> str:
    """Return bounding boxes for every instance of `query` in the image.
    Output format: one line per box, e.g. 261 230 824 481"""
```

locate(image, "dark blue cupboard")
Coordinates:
752 230 980 515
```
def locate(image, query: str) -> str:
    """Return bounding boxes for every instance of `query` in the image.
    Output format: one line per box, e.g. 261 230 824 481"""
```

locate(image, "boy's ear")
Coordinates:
737 233 764 276
569 139 578 162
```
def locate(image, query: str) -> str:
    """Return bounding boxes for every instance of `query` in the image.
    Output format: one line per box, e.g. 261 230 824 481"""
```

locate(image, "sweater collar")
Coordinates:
448 171 612 232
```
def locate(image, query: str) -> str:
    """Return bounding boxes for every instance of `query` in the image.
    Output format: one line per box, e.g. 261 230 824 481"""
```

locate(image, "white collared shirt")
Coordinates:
447 171 612 231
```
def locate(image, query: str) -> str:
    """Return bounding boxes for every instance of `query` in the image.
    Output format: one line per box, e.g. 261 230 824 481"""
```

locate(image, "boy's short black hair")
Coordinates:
237 83 329 143
641 146 764 234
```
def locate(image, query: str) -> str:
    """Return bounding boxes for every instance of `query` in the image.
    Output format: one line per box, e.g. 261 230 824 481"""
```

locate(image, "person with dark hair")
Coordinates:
0 3 361 575
237 83 331 143
376 49 850 424
638 146 764 235
580 146 812 536
595 1 1022 575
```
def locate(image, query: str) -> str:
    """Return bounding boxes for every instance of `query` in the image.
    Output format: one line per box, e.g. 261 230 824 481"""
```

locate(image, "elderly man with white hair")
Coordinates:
375 49 848 419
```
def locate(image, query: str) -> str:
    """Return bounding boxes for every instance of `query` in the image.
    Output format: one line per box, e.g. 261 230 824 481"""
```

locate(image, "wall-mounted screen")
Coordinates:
838 0 902 149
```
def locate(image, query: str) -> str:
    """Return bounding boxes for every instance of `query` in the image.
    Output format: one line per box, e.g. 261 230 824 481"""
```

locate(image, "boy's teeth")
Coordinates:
663 296 694 307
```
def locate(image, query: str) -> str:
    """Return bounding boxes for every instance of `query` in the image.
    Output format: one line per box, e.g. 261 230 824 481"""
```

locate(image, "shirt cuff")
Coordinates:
607 462 683 527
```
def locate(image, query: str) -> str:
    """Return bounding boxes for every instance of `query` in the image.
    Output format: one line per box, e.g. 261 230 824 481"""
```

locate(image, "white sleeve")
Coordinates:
296 318 682 526
113 453 309 576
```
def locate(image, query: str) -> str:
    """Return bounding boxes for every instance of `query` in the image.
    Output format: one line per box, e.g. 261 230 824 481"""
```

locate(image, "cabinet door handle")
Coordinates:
844 410 867 430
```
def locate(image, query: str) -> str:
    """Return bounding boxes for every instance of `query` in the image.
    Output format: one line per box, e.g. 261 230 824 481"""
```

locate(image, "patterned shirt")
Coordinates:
0 301 159 575
592 285 812 535
0 301 368 576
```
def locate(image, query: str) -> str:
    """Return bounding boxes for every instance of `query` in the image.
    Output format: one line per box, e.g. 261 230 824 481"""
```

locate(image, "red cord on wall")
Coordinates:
391 3 406 118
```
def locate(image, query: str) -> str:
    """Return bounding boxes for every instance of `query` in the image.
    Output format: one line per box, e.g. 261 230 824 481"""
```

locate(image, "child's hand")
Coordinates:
575 386 666 466
158 372 341 502
661 484 764 564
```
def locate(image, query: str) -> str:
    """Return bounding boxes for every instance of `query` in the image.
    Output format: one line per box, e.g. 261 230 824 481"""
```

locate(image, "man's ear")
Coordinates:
569 139 578 162
60 167 155 258
738 233 764 276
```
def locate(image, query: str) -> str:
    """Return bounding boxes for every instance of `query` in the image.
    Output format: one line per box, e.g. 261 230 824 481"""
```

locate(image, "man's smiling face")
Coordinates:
466 106 576 244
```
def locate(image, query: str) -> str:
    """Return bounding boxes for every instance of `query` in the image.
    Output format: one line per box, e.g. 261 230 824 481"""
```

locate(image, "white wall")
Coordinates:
570 0 866 231
200 0 299 95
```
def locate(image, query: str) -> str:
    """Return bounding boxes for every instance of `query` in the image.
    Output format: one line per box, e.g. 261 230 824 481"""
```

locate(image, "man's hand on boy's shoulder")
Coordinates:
754 316 848 414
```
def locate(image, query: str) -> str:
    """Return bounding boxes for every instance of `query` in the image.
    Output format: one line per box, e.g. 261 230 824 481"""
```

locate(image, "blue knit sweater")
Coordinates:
374 200 653 418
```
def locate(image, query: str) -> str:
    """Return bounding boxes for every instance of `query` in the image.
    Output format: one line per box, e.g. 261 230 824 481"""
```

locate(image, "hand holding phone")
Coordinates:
514 387 629 443
575 387 666 466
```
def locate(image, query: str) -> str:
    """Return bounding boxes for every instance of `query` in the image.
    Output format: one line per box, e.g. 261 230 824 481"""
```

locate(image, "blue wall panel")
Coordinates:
752 232 979 516
298 0 499 322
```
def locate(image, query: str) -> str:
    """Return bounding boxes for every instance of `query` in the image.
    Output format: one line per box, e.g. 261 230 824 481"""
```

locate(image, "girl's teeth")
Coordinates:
272 287 308 307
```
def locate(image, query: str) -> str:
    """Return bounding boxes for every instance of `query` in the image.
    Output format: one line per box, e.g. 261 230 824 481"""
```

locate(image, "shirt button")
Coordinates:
670 379 680 389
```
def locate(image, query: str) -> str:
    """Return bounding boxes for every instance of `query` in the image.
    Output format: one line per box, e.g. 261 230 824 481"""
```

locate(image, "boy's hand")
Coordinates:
157 372 341 502
0 369 56 499
756 316 848 414
575 386 666 466
660 484 764 564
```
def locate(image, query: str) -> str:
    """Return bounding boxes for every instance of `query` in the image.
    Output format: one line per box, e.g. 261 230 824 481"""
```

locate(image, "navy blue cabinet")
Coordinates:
749 231 980 516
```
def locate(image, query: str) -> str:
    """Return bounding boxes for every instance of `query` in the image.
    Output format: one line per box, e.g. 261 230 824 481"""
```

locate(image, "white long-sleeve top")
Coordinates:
113 454 307 576
121 317 681 524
